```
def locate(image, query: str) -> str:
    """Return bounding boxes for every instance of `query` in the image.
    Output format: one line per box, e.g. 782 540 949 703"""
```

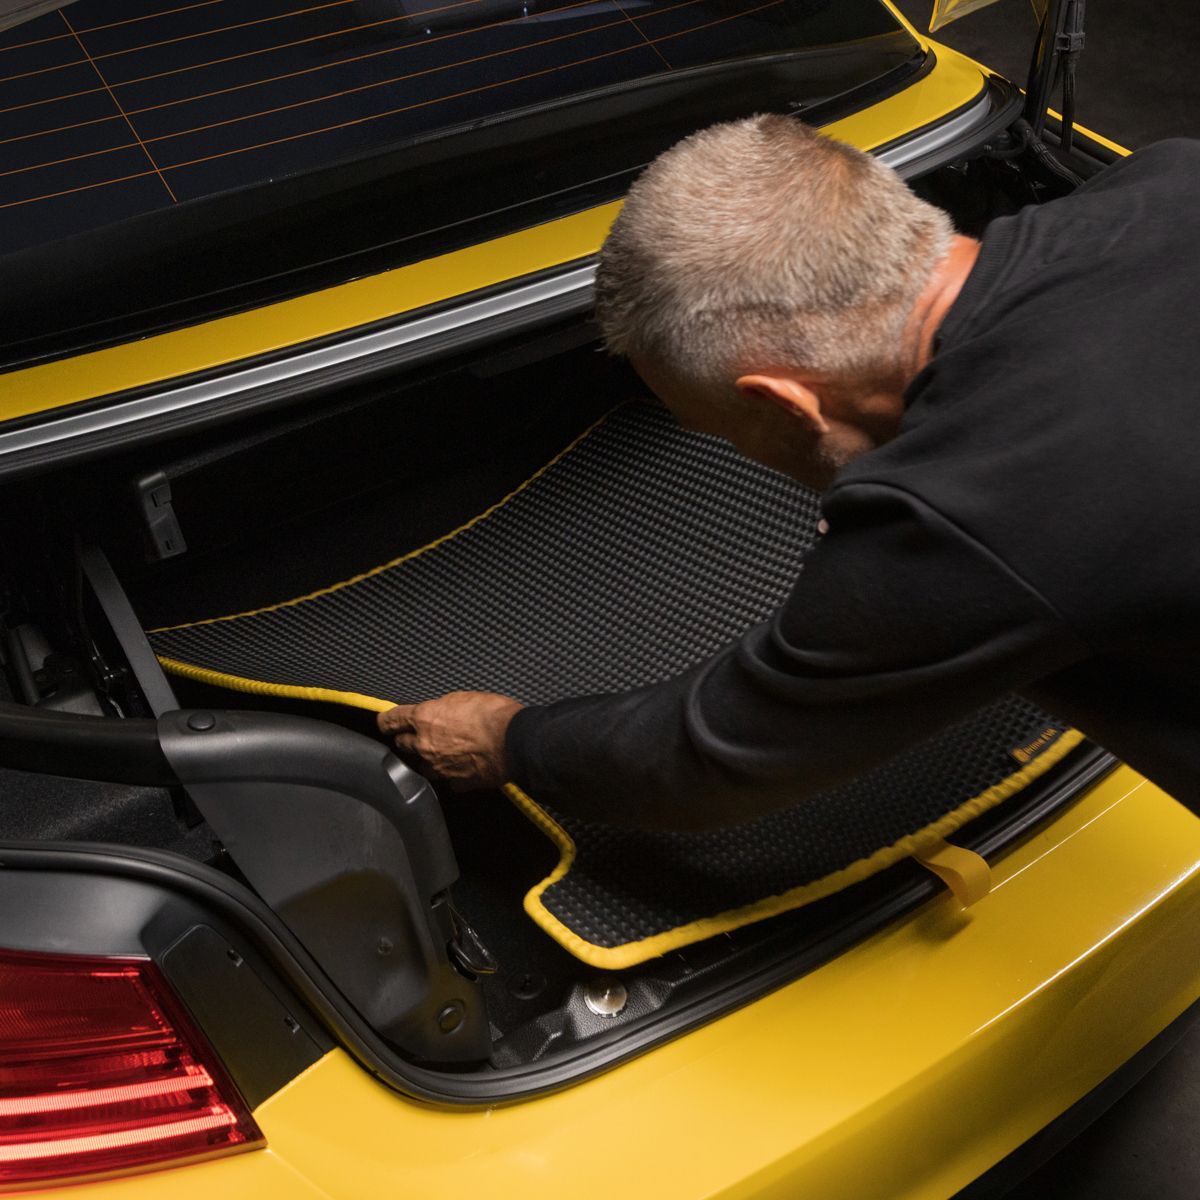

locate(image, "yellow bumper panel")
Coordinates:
247 770 1200 1200
40 769 1200 1200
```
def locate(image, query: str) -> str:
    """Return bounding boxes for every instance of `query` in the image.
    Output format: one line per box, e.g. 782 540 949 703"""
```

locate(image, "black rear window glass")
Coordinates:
0 0 906 254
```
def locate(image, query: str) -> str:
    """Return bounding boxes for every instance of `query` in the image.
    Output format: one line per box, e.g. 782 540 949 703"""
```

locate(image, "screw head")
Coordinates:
508 972 546 1000
437 1001 465 1033
187 711 216 731
376 937 394 956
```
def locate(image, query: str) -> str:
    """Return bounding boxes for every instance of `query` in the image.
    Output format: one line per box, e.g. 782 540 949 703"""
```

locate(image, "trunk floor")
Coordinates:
145 401 1078 968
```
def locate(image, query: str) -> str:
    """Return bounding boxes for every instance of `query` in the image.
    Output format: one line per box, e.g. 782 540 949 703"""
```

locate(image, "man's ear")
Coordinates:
735 373 830 435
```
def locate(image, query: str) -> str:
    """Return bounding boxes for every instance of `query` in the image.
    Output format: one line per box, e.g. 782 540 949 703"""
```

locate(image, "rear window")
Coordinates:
0 0 919 366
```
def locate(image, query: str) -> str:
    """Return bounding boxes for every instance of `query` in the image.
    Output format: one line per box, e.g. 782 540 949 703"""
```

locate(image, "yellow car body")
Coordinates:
1 8 1198 1199
60 768 1200 1200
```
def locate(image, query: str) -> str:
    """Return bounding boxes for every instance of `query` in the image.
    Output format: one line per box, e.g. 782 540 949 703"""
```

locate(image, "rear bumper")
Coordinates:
952 993 1200 1199
60 765 1200 1200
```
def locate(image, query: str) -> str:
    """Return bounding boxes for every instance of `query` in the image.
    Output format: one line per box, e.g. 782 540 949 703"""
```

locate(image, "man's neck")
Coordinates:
817 236 984 463
902 234 982 379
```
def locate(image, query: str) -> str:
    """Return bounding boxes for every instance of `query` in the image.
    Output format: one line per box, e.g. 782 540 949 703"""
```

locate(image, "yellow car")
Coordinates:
1 0 1198 1196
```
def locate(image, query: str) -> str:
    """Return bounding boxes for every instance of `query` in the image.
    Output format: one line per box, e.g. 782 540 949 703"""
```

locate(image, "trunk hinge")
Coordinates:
1022 0 1087 155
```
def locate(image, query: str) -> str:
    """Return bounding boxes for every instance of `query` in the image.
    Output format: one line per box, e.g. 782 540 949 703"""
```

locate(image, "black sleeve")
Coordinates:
504 482 1088 831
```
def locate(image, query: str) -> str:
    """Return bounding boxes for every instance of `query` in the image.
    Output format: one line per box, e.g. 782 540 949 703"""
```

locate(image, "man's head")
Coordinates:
595 115 961 487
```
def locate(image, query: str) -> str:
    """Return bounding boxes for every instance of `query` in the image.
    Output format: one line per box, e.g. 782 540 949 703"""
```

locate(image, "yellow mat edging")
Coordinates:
156 641 1086 969
507 730 1083 969
156 657 396 713
147 405 619 635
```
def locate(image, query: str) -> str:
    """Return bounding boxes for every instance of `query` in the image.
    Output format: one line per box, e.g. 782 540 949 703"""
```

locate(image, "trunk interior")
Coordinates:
0 147 1111 1088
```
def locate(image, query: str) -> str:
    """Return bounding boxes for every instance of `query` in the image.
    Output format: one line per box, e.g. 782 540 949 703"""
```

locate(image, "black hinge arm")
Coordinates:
0 699 173 783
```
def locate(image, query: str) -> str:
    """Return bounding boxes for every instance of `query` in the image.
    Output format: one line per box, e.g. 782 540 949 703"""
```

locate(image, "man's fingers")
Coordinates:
377 691 521 791
387 728 426 765
377 704 416 734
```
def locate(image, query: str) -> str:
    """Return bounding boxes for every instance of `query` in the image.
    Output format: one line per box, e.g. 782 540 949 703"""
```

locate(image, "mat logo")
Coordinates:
1010 726 1064 764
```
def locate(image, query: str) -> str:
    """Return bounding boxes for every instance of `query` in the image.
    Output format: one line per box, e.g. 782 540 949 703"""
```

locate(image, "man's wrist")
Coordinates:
502 703 537 787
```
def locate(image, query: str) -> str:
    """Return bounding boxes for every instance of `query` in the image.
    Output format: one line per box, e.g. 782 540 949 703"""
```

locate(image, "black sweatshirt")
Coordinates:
506 139 1200 830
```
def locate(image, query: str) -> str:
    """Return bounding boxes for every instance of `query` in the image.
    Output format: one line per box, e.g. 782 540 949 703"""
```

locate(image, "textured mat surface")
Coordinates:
148 402 1078 966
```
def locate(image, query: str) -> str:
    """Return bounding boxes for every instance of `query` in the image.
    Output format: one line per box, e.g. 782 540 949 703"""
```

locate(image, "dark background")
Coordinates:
895 0 1200 149
896 2 1200 1196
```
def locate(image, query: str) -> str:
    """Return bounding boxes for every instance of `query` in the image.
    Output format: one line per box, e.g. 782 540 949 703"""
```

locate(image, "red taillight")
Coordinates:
0 948 263 1189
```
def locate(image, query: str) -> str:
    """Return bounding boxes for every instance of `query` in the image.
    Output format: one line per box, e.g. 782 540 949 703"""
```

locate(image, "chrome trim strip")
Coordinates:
876 90 993 171
0 265 595 465
1 88 996 470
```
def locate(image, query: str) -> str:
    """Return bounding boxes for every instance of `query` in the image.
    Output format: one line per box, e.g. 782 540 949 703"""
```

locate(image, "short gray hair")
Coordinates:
595 115 954 389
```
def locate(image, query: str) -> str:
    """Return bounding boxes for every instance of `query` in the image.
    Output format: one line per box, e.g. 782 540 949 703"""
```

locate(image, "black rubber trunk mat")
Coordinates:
146 402 1079 967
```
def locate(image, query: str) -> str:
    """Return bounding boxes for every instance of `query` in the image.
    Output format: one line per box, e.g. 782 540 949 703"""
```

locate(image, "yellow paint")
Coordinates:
38 768 1200 1199
238 769 1200 1200
911 837 992 906
0 45 985 426
25 1139 329 1199
877 0 940 43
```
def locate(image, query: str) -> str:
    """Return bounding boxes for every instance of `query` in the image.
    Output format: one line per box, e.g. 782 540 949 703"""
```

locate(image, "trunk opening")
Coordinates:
0 139 1117 1095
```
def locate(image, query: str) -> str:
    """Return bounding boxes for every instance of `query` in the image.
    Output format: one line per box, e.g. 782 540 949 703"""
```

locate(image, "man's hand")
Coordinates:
376 691 525 791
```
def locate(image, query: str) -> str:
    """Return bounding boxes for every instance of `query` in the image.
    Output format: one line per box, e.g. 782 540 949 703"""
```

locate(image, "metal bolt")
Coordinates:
437 1001 465 1034
187 711 216 731
376 937 394 956
584 978 627 1018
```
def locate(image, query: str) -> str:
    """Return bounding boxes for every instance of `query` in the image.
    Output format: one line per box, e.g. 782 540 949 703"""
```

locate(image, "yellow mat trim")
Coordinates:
148 406 618 634
156 636 1088 969
506 731 1082 969
155 658 395 715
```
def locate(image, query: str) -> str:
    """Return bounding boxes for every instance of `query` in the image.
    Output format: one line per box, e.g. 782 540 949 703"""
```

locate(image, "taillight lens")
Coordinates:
0 948 263 1189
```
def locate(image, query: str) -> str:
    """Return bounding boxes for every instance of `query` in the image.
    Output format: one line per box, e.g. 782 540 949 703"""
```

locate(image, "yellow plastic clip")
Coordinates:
913 838 992 908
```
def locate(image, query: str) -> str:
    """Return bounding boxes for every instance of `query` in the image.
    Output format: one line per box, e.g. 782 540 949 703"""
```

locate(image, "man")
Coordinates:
379 115 1200 830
